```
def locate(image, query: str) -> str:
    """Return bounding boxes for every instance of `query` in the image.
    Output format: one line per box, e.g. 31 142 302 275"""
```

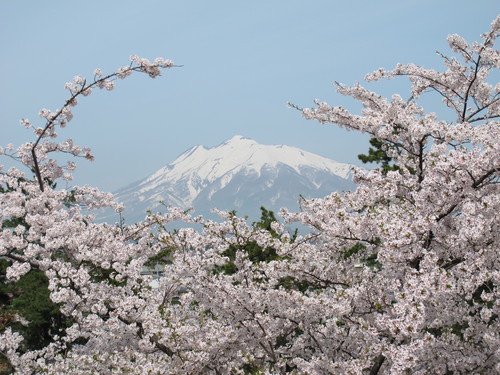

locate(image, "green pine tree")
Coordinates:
358 137 399 175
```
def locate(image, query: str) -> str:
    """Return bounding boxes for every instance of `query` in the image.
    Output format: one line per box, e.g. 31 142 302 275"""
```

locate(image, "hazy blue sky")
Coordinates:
1 1 498 192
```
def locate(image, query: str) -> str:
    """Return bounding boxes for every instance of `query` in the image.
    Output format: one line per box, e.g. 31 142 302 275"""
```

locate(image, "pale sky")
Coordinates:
1 0 498 192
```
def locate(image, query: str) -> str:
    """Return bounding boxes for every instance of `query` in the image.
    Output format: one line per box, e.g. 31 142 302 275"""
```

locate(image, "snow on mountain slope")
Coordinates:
111 136 358 223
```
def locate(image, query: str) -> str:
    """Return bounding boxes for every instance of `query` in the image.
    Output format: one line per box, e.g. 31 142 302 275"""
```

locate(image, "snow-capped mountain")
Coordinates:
111 136 357 223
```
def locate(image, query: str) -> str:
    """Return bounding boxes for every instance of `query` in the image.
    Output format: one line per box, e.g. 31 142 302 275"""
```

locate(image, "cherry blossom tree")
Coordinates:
1 17 499 375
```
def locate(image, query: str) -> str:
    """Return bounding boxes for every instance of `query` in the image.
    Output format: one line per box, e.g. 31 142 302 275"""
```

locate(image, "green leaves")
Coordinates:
0 259 68 352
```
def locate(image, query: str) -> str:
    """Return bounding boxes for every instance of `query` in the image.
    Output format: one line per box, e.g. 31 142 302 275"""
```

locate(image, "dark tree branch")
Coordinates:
461 56 482 122
367 354 385 375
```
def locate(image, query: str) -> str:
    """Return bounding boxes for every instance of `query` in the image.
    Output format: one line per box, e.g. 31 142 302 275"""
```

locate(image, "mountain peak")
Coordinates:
228 135 249 142
112 136 357 223
221 135 257 146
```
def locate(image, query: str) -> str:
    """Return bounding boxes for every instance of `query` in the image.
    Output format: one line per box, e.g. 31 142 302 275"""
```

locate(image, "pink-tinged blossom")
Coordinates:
103 80 115 90
116 66 133 79
19 118 31 128
38 108 52 119
72 75 85 85
6 262 31 281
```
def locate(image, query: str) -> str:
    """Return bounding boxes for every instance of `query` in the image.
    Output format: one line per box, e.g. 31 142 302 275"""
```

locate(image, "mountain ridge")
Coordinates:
111 136 357 223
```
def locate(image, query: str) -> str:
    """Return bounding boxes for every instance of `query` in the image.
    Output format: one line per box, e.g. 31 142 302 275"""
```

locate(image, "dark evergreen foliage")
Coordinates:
358 137 399 175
